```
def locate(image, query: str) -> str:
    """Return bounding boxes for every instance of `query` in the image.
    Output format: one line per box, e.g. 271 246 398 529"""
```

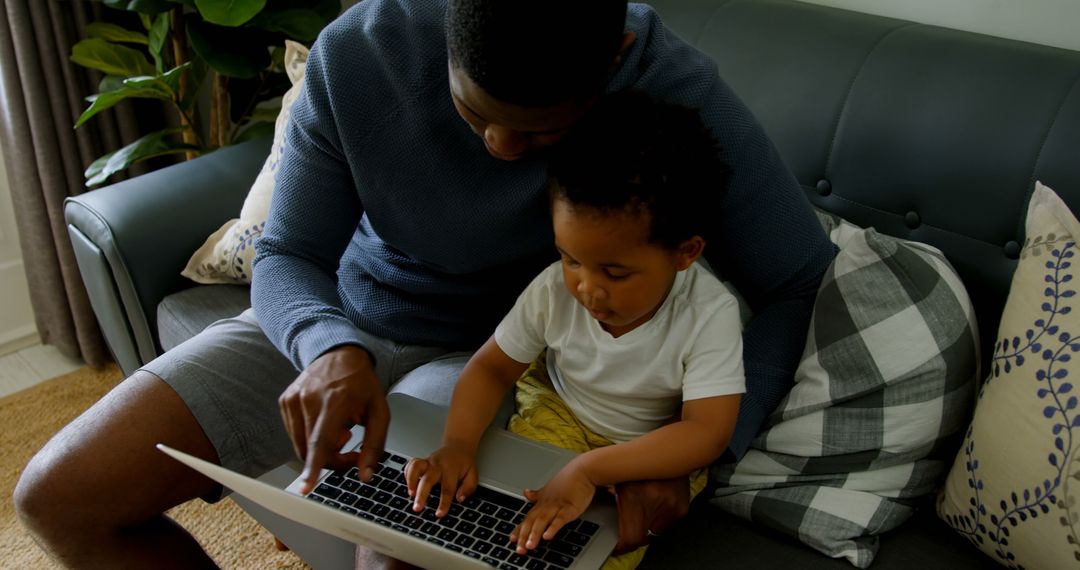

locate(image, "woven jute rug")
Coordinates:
0 364 309 569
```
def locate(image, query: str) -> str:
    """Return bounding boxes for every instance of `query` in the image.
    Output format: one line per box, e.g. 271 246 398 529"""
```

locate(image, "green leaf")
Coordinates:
85 22 149 45
85 128 199 187
102 0 174 14
232 120 275 143
71 38 155 77
248 9 327 42
186 19 269 78
195 0 266 27
75 74 176 128
269 44 285 71
154 62 193 94
249 103 280 123
98 75 127 93
179 56 210 110
148 12 171 74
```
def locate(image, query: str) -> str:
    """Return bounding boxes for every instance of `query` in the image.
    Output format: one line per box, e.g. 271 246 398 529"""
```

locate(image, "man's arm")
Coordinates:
251 19 388 490
251 32 368 370
706 137 833 460
622 5 837 460
280 346 389 494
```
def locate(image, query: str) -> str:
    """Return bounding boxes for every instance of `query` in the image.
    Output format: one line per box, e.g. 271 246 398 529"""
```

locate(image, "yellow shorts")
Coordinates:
508 355 708 570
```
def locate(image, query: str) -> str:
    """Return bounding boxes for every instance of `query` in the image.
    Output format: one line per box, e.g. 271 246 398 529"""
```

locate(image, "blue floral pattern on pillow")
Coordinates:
943 240 1078 567
938 182 1080 569
229 221 266 282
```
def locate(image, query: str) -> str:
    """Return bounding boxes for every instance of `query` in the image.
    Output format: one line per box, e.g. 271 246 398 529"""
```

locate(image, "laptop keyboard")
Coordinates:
306 451 601 569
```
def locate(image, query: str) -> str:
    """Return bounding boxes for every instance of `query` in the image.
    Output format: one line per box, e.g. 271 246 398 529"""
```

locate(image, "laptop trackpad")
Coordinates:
372 393 573 492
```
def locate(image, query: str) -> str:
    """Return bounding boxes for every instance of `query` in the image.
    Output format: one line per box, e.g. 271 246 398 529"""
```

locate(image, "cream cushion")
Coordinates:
938 181 1080 568
181 40 309 284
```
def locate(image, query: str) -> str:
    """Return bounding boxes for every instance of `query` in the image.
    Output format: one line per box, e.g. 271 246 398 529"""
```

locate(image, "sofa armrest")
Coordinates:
65 137 272 375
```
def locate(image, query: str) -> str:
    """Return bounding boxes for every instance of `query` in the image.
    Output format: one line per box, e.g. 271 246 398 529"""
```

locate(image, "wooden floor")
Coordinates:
0 344 84 398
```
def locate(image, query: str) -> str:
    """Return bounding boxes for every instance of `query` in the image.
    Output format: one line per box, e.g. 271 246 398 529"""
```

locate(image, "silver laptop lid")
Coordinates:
159 393 618 569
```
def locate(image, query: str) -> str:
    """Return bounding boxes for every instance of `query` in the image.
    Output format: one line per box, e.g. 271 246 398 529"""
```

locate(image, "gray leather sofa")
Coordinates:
64 0 1080 567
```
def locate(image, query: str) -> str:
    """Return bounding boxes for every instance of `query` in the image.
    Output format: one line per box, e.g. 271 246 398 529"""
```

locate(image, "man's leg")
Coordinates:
15 371 221 568
14 310 296 569
388 351 516 426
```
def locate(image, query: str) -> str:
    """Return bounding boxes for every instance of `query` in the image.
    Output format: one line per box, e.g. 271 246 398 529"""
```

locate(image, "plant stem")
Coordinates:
172 104 205 150
210 74 230 148
169 7 198 160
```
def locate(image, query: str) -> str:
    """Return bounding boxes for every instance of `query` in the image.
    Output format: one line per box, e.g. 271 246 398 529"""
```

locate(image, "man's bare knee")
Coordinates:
13 370 219 550
12 451 58 536
13 439 69 531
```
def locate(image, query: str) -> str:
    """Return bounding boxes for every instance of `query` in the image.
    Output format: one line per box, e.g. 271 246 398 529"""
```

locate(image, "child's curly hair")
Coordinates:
547 90 729 250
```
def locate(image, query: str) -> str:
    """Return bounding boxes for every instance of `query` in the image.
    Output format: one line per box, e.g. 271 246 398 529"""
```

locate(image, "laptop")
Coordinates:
157 392 618 569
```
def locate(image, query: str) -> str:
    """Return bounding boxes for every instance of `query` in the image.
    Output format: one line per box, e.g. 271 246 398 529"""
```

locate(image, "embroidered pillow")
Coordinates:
181 41 309 284
938 181 1080 568
712 214 980 568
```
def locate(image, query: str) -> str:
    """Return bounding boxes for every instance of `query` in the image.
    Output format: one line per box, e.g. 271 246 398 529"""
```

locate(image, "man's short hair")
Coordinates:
547 90 729 250
447 0 628 107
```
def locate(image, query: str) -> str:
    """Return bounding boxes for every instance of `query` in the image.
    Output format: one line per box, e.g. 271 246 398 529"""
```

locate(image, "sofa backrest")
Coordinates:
647 0 1080 364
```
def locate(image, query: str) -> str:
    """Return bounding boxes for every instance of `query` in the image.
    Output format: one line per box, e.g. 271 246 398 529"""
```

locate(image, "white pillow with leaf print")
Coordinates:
938 181 1080 569
181 40 308 284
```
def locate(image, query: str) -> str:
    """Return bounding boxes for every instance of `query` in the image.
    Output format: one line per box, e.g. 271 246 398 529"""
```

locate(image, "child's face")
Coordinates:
552 198 702 338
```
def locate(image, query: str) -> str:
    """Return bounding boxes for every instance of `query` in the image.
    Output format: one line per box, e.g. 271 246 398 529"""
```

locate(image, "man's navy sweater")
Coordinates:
252 0 836 458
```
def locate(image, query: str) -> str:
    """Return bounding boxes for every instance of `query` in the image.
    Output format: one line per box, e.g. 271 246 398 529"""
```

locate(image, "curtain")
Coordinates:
0 0 146 367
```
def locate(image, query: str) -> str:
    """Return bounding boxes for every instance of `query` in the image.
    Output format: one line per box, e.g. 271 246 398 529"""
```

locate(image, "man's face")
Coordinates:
448 62 596 161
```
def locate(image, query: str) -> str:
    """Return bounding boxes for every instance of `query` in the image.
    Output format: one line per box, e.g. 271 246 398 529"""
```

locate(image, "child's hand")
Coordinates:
404 442 477 517
511 460 596 554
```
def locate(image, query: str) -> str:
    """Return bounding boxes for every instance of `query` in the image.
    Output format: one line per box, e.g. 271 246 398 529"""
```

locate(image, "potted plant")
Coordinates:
70 0 341 186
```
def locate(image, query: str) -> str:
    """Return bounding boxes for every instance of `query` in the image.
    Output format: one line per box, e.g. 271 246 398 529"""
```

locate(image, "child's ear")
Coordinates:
674 236 706 270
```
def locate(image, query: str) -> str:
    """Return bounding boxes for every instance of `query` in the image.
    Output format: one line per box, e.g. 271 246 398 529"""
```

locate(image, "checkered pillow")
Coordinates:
710 213 980 568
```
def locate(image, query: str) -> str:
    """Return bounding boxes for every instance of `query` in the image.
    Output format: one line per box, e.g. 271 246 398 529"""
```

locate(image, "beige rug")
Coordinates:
0 364 310 569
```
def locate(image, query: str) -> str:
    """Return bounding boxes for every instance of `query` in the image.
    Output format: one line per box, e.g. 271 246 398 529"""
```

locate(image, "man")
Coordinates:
14 0 835 567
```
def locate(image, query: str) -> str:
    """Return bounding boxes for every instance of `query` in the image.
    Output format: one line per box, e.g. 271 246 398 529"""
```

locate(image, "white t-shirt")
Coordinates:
494 261 745 443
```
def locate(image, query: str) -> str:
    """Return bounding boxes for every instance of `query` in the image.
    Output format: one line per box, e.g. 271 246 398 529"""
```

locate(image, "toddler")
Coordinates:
406 91 745 569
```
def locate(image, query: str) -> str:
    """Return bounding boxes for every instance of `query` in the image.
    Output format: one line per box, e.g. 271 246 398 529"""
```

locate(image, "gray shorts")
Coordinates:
142 308 495 497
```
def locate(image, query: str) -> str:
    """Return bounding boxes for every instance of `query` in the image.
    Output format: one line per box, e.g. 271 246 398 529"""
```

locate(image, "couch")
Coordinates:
64 0 1080 567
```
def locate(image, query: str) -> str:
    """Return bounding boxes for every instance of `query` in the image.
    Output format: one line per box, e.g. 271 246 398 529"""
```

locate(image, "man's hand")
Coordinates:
404 441 479 517
512 459 596 554
612 477 690 553
278 345 389 494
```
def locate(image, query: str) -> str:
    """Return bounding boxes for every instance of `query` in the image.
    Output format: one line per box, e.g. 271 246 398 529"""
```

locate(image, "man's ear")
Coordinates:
674 236 705 270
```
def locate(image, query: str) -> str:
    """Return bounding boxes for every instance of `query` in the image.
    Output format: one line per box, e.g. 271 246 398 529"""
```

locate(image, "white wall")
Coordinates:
795 0 1080 52
0 142 38 354
347 0 1078 52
